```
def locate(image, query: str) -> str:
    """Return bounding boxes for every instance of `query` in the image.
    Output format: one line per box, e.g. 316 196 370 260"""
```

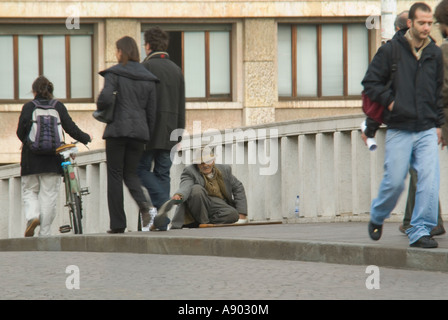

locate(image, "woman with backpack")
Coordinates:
16 76 92 237
96 36 158 234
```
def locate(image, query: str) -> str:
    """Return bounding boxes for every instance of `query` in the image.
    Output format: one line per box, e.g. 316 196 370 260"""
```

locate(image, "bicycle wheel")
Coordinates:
69 192 83 234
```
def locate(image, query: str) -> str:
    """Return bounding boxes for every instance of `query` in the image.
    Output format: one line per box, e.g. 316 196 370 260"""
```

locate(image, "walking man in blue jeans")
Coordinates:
362 2 444 248
138 27 186 213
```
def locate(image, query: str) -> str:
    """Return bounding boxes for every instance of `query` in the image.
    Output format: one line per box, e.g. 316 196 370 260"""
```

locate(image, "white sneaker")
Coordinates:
141 207 157 232
149 207 157 227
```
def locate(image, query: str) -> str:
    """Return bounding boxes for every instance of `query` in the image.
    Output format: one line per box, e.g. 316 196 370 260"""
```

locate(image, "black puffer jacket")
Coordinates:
16 97 91 176
362 28 444 131
97 61 158 142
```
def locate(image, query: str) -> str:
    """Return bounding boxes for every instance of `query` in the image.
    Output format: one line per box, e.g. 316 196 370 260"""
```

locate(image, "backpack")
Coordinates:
362 40 400 124
27 99 64 155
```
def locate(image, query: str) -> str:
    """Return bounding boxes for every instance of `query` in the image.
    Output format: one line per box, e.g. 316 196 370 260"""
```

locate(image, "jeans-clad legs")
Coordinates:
137 149 172 209
370 128 439 244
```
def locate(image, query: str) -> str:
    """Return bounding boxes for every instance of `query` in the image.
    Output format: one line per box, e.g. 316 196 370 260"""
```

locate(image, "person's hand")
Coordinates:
361 131 368 146
441 137 447 150
437 128 442 146
388 101 394 111
172 194 182 201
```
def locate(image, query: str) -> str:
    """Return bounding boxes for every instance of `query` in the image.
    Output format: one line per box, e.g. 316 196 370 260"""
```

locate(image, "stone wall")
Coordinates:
0 0 443 164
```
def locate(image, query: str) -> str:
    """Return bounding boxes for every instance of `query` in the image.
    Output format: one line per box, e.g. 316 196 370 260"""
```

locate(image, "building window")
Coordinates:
0 25 93 102
142 24 232 101
278 23 369 99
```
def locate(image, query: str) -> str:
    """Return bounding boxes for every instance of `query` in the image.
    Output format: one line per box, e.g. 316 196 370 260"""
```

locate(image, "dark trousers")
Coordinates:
137 149 172 209
403 168 443 229
106 138 147 230
187 185 239 224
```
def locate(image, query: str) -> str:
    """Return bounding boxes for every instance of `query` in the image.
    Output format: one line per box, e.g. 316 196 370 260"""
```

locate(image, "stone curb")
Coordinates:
1 233 447 273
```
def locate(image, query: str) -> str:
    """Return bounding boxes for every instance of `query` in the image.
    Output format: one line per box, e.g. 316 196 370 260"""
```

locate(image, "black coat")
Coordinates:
141 52 185 150
16 97 91 176
97 61 158 142
362 28 444 131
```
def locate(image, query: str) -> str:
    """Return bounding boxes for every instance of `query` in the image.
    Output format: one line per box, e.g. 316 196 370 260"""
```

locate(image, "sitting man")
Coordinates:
152 147 248 230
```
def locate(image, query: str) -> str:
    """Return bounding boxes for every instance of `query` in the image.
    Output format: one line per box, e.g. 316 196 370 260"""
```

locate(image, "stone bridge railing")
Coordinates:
2 114 447 239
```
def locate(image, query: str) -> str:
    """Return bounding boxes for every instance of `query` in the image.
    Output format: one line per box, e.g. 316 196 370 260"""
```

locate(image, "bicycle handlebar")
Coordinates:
56 140 89 157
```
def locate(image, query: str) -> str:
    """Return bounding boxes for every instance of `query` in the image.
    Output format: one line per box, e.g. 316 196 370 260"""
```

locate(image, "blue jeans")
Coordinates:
370 128 439 244
137 149 172 209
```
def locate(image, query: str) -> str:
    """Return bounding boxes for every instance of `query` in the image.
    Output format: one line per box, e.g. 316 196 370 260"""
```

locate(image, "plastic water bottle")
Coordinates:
294 195 300 218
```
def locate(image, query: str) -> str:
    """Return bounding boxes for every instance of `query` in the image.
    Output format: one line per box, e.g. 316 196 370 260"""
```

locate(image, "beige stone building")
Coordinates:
0 0 442 164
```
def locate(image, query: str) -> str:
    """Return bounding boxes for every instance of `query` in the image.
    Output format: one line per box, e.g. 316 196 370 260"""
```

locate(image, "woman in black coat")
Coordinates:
96 36 159 233
17 76 91 237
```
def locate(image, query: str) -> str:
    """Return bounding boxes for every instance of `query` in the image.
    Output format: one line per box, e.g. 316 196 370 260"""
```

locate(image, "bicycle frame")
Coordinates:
58 144 89 234
61 160 80 196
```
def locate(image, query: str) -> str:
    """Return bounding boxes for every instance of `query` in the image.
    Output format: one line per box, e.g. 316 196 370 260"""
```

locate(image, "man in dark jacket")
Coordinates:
138 27 186 211
362 2 444 248
362 9 445 238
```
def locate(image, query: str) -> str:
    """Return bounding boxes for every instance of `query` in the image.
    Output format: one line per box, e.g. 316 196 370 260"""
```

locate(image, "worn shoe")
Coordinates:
368 221 382 241
152 199 175 231
151 217 171 231
410 236 438 248
235 218 248 224
107 228 125 234
398 224 407 235
430 225 446 237
24 218 40 237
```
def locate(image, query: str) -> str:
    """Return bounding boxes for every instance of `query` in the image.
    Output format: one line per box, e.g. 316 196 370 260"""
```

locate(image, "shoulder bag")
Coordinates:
362 40 399 124
93 75 118 123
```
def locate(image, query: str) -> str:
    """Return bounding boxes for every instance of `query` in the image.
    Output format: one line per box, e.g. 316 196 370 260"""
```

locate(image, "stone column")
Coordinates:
243 19 276 126
105 19 141 68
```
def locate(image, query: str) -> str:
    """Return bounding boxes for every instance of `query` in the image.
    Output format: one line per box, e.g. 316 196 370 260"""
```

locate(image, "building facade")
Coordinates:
0 0 442 164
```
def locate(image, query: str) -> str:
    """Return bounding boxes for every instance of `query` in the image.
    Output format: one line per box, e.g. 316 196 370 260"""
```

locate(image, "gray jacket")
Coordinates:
171 164 248 228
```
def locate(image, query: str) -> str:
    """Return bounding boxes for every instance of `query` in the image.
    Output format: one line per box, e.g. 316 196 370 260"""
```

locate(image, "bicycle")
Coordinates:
56 142 89 234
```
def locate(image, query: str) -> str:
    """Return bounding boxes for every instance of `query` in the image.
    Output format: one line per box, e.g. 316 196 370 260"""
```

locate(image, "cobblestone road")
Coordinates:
1 251 447 301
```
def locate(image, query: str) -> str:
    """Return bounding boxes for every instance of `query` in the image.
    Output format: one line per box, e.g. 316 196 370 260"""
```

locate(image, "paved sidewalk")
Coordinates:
0 221 447 272
1 221 448 301
1 251 448 300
